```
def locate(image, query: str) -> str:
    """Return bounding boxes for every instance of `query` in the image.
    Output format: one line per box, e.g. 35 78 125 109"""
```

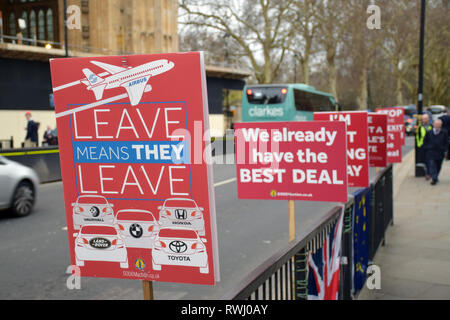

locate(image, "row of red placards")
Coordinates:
235 108 405 203
50 51 404 286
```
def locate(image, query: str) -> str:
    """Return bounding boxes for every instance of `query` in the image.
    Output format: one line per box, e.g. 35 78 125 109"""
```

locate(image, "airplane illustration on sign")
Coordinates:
80 59 175 106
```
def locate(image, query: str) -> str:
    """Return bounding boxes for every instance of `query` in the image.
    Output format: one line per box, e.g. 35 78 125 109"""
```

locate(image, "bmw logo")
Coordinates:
129 224 143 238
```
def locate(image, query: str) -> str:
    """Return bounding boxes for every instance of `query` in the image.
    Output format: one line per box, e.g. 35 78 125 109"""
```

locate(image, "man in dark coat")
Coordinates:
423 119 448 185
25 111 39 147
439 110 450 160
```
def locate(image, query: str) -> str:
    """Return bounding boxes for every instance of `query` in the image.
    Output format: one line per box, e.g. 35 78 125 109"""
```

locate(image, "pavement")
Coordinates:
358 156 450 300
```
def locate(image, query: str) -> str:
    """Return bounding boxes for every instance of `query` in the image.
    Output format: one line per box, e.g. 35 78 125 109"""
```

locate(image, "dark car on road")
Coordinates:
402 105 418 136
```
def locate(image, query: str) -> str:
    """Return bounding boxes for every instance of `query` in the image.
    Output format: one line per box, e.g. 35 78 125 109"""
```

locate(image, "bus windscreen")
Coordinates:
246 87 287 105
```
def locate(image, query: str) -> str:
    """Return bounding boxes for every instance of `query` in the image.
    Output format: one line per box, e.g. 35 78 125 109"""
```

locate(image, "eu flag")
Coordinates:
353 187 371 294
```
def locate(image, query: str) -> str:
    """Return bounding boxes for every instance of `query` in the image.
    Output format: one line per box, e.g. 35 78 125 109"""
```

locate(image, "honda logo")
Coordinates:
175 209 187 220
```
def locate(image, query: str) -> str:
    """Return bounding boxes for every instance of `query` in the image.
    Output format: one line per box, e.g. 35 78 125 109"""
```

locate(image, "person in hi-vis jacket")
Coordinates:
416 113 433 179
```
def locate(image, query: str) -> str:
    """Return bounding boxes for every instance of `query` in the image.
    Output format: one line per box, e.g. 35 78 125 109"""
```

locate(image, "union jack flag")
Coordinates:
307 208 344 300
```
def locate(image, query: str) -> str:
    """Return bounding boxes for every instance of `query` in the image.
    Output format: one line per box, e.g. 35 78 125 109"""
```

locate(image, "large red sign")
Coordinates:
50 52 219 285
314 111 369 188
234 121 348 202
376 108 404 163
368 113 388 167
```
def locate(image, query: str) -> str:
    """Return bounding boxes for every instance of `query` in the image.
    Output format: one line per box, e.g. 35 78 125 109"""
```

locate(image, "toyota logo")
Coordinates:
175 209 187 220
169 240 187 253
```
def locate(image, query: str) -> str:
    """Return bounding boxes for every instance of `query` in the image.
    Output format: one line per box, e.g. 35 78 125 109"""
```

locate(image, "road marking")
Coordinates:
0 149 60 156
214 177 236 187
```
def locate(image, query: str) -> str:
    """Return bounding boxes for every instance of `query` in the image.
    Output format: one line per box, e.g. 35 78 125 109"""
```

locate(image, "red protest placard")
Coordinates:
234 121 348 202
313 111 370 188
387 131 403 163
368 113 388 167
50 52 219 285
376 107 404 163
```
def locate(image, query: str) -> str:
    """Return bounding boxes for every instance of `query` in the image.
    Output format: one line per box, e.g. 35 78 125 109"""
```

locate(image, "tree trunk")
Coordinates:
357 66 368 109
327 57 338 99
396 73 404 106
299 59 310 85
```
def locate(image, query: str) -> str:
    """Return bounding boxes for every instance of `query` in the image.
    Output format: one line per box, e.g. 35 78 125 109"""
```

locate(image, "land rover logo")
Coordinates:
169 240 187 253
90 206 100 217
89 237 111 249
175 209 187 220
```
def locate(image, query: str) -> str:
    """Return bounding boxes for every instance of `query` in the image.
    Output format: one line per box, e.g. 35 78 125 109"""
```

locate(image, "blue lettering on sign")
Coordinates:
129 77 147 87
73 141 189 164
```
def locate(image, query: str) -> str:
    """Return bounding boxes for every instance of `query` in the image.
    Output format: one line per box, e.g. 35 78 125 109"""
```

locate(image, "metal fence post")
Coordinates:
340 205 354 300
294 248 308 300
369 185 376 261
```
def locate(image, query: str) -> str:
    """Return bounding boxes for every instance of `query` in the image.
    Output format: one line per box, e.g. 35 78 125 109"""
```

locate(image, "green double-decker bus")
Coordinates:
241 84 339 122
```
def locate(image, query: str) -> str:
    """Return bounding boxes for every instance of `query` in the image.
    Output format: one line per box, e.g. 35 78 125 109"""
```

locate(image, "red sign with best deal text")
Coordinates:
368 113 388 167
50 52 219 285
234 121 348 202
314 111 370 188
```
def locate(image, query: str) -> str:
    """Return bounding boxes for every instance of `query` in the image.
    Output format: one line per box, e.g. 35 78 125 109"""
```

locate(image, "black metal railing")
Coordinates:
0 34 132 55
369 166 393 261
222 204 346 300
0 137 14 150
222 164 393 300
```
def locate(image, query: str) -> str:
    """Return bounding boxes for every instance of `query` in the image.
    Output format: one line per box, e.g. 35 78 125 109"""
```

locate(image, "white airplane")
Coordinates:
81 59 175 106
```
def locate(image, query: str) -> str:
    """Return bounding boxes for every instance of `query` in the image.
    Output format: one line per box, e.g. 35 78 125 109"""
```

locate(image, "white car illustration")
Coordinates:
74 225 128 269
152 227 209 274
158 198 205 236
72 195 114 230
114 209 160 249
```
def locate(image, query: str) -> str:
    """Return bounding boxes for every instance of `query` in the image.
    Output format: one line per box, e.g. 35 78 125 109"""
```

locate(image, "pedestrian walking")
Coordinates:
423 119 449 185
416 113 433 179
24 111 39 147
423 106 433 120
439 109 450 160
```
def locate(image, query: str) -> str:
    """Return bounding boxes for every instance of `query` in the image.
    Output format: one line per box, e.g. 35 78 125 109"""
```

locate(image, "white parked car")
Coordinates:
158 198 205 236
152 227 209 274
429 105 447 122
74 225 128 269
72 195 114 230
0 155 39 217
114 209 159 249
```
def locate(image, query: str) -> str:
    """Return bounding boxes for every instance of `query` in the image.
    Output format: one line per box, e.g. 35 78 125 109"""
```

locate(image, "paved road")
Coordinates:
0 137 415 300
